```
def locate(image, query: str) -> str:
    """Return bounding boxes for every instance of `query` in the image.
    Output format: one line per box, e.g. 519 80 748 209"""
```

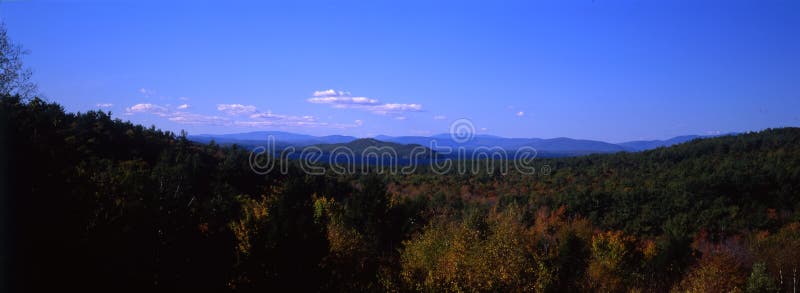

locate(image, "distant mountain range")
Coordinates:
312 138 431 155
188 131 730 157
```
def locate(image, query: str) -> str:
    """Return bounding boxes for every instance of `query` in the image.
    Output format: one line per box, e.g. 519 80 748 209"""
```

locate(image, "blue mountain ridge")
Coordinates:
189 131 732 157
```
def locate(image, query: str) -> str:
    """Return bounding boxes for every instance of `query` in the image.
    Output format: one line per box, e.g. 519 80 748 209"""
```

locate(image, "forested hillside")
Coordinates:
2 95 799 292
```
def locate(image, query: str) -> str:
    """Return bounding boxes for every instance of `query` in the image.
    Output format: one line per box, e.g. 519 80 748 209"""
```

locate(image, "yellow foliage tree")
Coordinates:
400 208 536 292
672 250 745 293
587 230 639 292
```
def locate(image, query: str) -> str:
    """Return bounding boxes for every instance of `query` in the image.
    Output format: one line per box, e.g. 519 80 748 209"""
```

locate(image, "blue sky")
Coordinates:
2 0 799 142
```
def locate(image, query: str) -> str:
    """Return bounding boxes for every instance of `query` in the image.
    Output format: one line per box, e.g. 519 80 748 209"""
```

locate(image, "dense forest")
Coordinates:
2 95 800 292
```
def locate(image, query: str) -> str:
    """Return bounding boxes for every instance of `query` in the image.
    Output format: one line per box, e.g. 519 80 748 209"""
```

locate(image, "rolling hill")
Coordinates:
191 131 722 157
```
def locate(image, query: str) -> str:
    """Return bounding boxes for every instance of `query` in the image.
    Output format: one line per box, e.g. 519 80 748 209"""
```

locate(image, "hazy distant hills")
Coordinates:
189 131 725 157
618 135 703 151
313 138 437 159
374 135 625 154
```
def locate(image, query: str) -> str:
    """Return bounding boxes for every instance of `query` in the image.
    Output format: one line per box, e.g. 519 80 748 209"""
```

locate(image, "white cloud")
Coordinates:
217 104 257 115
234 120 361 129
234 120 319 127
307 96 379 106
371 103 422 115
126 103 169 116
124 100 360 129
178 96 190 101
313 89 350 97
248 111 276 119
96 103 113 108
308 89 422 116
217 104 324 127
433 115 447 120
394 116 407 120
124 103 232 126
249 111 317 122
169 112 230 126
138 88 156 98
516 111 525 117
